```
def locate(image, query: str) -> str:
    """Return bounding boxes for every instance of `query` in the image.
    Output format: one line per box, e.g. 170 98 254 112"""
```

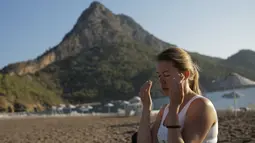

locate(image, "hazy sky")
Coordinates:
0 0 254 68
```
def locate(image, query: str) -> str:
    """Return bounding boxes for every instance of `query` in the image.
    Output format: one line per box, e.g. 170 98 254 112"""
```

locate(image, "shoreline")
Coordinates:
0 109 252 120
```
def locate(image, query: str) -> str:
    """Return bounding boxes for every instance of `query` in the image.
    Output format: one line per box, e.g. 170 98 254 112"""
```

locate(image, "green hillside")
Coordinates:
0 73 62 112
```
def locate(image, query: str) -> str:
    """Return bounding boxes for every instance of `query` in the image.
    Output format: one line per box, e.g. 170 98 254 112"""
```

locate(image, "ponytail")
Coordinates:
156 47 202 95
190 64 201 95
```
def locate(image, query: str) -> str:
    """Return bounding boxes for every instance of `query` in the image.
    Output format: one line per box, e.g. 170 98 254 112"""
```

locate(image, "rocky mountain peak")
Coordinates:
1 1 172 76
88 1 106 12
76 1 110 23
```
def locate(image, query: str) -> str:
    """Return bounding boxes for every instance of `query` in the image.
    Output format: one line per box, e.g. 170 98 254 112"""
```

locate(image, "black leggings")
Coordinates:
131 132 138 143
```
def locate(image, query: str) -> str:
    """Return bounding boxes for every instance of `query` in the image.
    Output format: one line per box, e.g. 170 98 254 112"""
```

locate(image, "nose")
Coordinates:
159 77 166 85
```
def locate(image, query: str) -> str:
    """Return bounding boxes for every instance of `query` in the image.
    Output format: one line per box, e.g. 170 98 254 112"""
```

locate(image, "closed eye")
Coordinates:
158 74 170 78
157 70 171 78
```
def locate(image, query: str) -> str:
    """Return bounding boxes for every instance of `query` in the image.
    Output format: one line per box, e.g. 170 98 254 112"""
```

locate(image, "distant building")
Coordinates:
124 96 143 116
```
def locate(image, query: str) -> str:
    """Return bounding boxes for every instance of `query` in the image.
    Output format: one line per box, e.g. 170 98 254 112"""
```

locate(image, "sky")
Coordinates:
0 0 255 68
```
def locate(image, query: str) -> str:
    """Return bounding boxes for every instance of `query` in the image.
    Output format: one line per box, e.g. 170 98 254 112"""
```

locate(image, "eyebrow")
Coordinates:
156 70 169 74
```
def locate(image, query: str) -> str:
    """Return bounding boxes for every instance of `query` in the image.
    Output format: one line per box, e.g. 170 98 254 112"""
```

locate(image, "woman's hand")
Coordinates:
168 74 185 107
163 74 185 128
139 80 153 111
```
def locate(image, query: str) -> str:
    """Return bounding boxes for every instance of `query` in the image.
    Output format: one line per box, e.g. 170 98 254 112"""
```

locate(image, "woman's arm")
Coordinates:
166 105 184 143
166 98 216 143
137 105 166 143
137 109 152 143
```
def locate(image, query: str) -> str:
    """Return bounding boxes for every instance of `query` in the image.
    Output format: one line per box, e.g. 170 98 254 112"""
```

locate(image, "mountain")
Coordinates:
1 1 173 76
1 1 255 112
222 49 255 82
225 49 255 70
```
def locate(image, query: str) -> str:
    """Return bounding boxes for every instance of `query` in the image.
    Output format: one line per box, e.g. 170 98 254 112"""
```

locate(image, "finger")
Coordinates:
147 80 153 92
143 81 152 93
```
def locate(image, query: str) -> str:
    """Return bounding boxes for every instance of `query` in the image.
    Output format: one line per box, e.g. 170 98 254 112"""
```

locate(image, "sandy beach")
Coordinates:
0 111 254 143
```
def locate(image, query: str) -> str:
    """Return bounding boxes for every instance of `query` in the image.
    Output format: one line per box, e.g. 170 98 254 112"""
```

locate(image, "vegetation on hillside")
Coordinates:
1 42 255 110
38 41 159 103
0 73 62 112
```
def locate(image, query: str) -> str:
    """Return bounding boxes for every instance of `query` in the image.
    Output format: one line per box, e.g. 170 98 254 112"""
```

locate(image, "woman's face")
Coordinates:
156 61 182 96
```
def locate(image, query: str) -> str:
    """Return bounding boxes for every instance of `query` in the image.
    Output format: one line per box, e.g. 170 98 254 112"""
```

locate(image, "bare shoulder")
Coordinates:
182 96 217 142
187 96 217 122
190 97 215 111
192 96 214 108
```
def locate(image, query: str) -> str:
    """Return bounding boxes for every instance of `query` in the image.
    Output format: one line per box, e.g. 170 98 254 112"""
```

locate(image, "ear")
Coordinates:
182 70 190 80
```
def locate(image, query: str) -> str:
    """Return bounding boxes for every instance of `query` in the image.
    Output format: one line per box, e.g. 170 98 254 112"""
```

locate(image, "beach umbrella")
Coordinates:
222 91 244 116
79 107 90 113
68 104 76 109
120 101 130 116
67 104 76 113
121 101 130 110
129 102 141 107
121 101 130 107
129 96 141 103
104 103 114 113
87 105 93 109
121 101 130 105
217 73 252 116
128 102 143 116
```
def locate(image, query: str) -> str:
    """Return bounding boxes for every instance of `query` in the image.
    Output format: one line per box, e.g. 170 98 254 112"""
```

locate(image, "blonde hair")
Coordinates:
156 47 201 95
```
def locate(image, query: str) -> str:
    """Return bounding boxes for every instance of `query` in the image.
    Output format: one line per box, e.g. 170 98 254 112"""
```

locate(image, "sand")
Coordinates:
0 111 254 143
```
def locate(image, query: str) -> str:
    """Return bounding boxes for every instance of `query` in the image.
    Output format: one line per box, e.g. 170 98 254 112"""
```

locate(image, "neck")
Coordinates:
183 85 197 103
183 82 195 95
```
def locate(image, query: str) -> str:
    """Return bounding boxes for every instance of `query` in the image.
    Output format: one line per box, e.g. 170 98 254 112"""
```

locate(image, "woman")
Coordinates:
137 47 218 143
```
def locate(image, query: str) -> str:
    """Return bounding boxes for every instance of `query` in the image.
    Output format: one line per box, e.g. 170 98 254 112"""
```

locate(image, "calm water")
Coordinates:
152 87 255 110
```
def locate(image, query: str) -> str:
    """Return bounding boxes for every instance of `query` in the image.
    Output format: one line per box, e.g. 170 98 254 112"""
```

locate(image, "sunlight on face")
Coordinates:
156 61 180 96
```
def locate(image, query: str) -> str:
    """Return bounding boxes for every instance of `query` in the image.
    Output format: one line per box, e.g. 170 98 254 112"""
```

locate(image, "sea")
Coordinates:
152 87 255 110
